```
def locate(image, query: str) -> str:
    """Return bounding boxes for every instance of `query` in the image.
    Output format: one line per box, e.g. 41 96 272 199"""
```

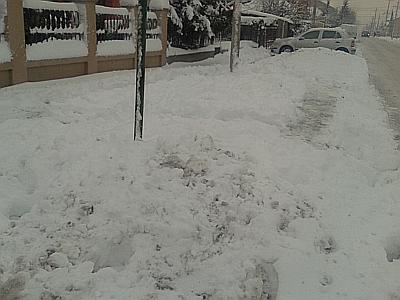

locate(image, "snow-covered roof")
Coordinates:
242 10 294 24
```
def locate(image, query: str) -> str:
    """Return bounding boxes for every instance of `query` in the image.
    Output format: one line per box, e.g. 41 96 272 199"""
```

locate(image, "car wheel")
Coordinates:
279 46 294 54
336 47 349 53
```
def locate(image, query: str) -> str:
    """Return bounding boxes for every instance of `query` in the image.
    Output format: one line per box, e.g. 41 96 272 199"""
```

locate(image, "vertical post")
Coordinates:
7 0 27 84
372 8 377 34
312 0 317 26
392 0 400 38
325 0 330 27
230 0 241 73
386 0 392 24
134 0 148 140
85 0 97 74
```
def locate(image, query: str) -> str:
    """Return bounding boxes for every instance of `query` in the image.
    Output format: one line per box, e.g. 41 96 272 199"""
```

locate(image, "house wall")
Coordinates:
0 0 168 88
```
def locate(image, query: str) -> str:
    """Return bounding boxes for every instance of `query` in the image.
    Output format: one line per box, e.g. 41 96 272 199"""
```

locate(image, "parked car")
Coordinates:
361 30 370 37
271 28 356 54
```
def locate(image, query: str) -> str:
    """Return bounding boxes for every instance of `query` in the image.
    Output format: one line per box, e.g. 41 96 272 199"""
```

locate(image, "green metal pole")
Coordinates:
134 0 148 140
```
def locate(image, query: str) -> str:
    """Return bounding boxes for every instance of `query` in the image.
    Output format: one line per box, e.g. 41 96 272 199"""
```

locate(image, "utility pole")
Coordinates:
325 0 330 27
372 8 377 33
392 0 400 38
312 0 317 26
134 0 148 140
376 13 381 31
230 0 241 72
386 0 392 23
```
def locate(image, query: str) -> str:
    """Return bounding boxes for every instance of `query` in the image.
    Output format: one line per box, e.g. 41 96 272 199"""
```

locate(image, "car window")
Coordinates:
322 31 336 39
302 31 320 39
335 32 342 39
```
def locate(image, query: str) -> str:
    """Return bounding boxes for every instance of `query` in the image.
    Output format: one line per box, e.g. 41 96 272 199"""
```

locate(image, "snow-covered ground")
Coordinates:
0 45 400 300
377 36 400 44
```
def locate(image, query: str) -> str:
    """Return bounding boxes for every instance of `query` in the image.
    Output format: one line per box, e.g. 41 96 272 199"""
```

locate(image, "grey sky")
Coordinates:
330 0 397 26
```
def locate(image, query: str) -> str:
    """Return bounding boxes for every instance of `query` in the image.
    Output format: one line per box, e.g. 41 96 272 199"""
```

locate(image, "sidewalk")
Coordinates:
0 45 399 300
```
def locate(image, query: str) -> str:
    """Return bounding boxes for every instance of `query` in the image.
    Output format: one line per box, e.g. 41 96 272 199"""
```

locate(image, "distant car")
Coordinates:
271 28 356 55
361 31 370 37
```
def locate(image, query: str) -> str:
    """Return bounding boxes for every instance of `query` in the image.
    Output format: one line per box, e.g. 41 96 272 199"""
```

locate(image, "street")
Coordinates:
362 38 400 141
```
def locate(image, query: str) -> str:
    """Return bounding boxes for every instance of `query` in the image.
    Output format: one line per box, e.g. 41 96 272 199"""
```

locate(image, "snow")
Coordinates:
97 40 135 56
120 0 138 7
95 5 129 16
23 0 78 11
146 38 162 52
377 36 400 44
26 40 88 61
0 41 11 63
167 44 216 57
242 9 294 24
0 45 399 300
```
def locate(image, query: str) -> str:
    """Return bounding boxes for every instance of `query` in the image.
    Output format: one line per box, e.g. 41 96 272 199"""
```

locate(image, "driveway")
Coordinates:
362 38 400 142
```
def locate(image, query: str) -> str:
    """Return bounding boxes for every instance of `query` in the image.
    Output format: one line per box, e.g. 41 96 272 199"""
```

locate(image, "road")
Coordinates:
362 38 400 142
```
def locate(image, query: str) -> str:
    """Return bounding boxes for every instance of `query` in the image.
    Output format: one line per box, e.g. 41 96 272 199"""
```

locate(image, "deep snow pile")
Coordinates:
0 45 400 300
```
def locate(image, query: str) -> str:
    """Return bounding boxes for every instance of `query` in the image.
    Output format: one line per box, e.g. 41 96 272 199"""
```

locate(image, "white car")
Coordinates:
271 28 356 55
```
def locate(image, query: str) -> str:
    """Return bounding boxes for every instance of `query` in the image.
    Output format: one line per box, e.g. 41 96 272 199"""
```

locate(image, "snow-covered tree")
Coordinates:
202 0 232 38
168 0 213 49
339 0 356 24
257 0 309 22
168 0 232 49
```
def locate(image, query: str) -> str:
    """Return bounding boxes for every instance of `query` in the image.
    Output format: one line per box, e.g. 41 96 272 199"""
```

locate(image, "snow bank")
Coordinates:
0 46 399 300
26 40 88 61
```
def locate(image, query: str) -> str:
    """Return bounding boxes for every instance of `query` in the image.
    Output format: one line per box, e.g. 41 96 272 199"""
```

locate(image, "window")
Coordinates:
302 31 320 40
335 32 342 39
322 31 336 39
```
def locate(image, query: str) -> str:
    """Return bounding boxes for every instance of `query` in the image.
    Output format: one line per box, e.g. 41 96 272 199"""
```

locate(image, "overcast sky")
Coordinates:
330 0 397 26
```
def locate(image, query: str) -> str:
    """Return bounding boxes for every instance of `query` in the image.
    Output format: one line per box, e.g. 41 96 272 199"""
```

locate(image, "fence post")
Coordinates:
7 0 27 84
85 0 97 74
155 9 168 66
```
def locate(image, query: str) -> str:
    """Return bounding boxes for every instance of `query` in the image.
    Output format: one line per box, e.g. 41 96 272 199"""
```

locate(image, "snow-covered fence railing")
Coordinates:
96 5 132 43
0 0 169 88
23 0 84 46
